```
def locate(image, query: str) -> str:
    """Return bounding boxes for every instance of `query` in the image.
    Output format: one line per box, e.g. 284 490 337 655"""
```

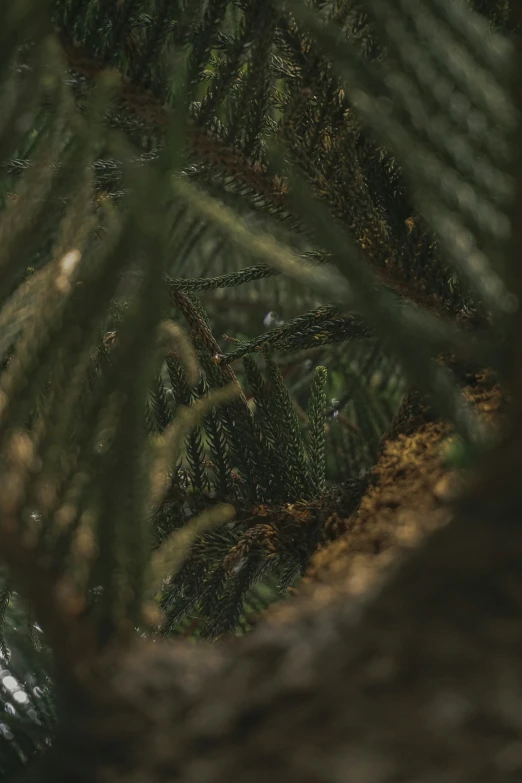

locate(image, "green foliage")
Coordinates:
0 0 519 776
308 365 327 496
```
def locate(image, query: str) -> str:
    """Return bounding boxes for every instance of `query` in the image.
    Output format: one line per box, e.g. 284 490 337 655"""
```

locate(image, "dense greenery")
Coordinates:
0 0 519 777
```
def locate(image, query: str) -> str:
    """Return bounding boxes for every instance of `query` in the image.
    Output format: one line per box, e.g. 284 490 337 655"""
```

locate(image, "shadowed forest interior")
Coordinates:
0 1 521 780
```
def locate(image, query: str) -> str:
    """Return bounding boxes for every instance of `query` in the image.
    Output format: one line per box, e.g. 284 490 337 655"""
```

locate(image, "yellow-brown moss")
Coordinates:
267 374 508 624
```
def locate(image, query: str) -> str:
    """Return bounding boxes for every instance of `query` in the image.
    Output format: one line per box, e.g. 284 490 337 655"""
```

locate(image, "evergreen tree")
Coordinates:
0 0 521 779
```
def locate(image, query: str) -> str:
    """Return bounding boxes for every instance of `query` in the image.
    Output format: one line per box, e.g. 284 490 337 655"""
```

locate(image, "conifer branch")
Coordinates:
45 23 493 322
